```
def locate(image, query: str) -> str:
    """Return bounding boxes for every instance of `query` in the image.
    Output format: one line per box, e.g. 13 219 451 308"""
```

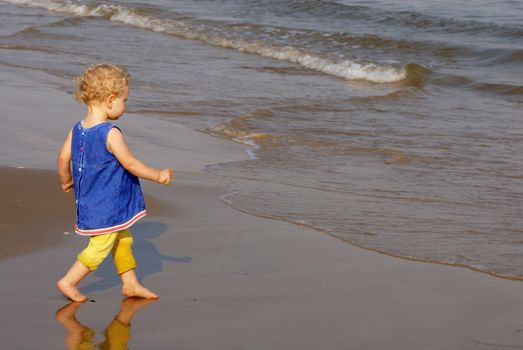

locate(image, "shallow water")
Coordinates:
1 0 522 278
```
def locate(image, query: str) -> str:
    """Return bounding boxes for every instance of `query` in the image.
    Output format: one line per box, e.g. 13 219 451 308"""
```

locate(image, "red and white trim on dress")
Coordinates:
74 210 148 236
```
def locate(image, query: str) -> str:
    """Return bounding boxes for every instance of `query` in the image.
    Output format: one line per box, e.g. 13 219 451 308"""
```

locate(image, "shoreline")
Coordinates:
2 64 523 349
4 159 518 281
3 60 517 282
218 185 523 282
0 166 174 261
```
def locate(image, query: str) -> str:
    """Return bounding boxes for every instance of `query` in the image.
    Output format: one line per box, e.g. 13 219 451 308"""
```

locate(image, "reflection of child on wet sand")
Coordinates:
56 64 173 302
55 298 156 350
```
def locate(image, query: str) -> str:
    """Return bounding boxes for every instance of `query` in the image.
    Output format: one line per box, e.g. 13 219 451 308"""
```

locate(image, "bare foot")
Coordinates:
122 283 159 299
57 279 88 302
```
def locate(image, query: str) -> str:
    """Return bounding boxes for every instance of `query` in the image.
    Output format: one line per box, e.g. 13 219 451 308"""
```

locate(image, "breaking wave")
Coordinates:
3 0 415 84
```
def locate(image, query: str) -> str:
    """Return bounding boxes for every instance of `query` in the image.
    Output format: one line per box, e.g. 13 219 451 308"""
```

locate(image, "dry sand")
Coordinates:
1 65 523 349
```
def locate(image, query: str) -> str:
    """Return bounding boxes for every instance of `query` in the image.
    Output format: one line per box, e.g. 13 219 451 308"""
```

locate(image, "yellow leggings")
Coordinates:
77 229 136 275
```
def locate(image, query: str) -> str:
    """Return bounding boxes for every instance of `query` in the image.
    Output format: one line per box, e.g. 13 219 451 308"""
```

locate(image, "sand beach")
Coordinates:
1 62 523 349
3 0 523 347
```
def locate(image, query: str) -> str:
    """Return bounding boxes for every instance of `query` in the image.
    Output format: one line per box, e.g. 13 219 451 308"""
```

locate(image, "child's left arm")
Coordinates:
107 128 172 184
57 129 73 193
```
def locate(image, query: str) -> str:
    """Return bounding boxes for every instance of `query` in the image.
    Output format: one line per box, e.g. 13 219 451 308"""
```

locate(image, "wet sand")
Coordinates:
0 167 73 260
0 166 172 260
1 65 523 349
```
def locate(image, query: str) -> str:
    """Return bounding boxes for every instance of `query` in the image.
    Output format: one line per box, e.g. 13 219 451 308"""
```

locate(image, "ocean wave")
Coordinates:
241 65 323 76
0 43 34 50
232 0 523 39
472 82 523 96
344 147 409 165
431 72 523 97
402 63 430 87
490 49 523 65
324 0 523 39
7 23 85 41
108 8 412 83
209 109 273 140
470 48 523 66
234 23 452 58
377 11 523 39
2 0 119 16
2 0 413 83
233 0 370 21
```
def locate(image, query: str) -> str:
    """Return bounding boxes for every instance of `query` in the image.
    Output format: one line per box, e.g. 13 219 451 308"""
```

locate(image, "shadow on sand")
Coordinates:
81 221 191 294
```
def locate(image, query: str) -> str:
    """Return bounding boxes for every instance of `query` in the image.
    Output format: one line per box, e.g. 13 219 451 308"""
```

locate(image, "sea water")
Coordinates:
1 0 522 278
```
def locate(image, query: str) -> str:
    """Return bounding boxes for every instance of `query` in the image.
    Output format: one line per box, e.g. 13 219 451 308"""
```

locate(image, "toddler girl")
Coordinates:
57 63 173 302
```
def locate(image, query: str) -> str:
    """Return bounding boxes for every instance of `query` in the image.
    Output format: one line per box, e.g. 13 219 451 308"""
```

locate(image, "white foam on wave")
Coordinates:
3 0 408 83
3 0 119 16
233 138 259 160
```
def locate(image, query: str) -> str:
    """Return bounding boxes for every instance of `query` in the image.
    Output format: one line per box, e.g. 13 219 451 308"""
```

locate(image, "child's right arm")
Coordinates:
107 128 173 185
57 129 74 193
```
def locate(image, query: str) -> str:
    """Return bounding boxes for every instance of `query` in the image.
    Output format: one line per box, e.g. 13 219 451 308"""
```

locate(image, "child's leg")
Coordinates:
120 269 159 299
111 229 137 276
57 261 90 302
112 229 159 299
58 232 119 301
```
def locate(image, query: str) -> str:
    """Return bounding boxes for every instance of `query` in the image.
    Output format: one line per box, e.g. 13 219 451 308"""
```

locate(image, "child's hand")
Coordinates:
158 168 174 185
61 181 74 193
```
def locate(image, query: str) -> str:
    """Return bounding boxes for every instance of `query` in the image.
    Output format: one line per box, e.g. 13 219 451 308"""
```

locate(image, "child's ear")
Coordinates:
106 94 116 108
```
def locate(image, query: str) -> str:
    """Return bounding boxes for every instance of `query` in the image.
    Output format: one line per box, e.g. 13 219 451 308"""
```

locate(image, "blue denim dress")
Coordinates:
71 121 147 235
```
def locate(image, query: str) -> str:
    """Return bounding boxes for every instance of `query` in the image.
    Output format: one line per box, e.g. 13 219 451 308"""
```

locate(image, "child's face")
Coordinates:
107 86 129 120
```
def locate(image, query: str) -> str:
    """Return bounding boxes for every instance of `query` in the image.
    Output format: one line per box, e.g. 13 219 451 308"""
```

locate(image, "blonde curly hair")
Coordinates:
74 63 130 104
